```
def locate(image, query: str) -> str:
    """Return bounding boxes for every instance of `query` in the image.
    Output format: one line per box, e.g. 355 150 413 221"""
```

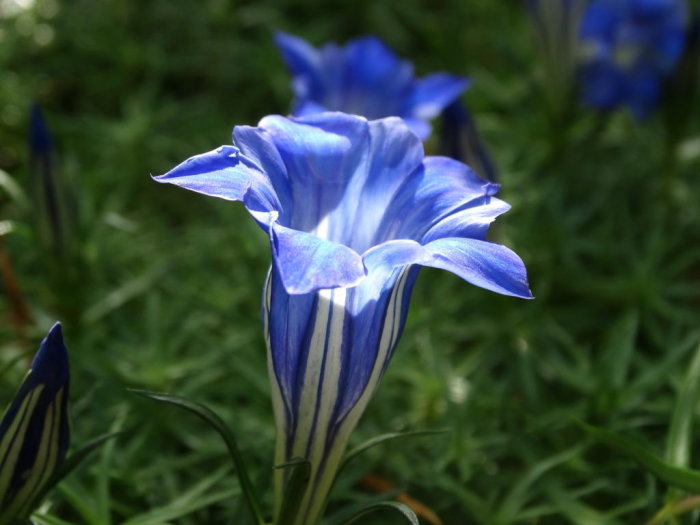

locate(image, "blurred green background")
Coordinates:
1 1 700 523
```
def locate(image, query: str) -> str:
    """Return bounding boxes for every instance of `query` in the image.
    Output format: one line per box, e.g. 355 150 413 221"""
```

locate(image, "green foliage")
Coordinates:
274 458 311 525
132 391 266 525
0 1 699 524
329 501 420 525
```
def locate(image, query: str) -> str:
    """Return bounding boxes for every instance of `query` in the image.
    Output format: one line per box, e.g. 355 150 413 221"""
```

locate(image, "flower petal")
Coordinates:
339 37 414 118
332 117 424 252
293 99 329 117
364 237 531 299
153 146 280 214
403 73 470 120
362 239 429 276
423 237 533 298
378 156 499 242
401 117 432 141
270 223 365 294
232 126 293 220
274 31 324 101
421 197 511 243
259 113 370 233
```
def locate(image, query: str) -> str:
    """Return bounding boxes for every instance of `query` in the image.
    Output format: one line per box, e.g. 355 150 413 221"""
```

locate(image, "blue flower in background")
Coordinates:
579 0 687 117
274 32 469 139
0 323 70 523
155 112 531 524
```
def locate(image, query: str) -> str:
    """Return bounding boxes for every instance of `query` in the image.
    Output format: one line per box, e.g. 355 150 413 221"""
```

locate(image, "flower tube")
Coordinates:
0 323 70 524
274 32 469 139
155 112 531 524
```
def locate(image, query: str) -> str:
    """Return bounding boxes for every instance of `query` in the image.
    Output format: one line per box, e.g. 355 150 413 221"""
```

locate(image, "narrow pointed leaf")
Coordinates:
576 420 700 493
274 458 311 525
131 390 265 525
341 429 449 472
31 514 75 525
599 310 638 391
666 342 700 467
122 466 237 525
333 501 420 525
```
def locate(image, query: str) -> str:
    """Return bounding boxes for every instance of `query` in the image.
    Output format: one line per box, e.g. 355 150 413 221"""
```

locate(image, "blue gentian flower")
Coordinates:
579 0 687 118
0 323 70 523
274 32 469 140
155 112 531 524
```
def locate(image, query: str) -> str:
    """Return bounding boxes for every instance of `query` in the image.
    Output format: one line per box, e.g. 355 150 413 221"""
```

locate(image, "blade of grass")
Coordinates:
131 390 266 525
577 420 700 493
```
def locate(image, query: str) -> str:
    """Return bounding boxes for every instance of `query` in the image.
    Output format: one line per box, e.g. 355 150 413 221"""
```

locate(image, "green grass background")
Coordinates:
1 1 700 523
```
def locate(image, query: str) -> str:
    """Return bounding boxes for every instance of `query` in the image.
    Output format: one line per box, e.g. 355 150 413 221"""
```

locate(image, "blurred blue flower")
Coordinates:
579 0 687 118
0 323 70 523
155 112 531 524
274 32 469 139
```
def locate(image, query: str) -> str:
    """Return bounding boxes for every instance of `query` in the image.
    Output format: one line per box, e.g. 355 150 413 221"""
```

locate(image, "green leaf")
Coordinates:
599 310 638 391
331 501 420 525
576 420 700 493
274 458 311 525
340 428 449 472
665 341 700 468
122 465 237 525
0 169 27 207
131 390 266 525
30 514 75 525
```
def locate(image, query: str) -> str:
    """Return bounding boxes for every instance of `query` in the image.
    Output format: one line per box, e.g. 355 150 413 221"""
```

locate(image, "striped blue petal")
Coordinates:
153 146 281 219
378 156 499 243
0 323 70 523
270 222 365 294
422 238 533 299
274 33 469 140
263 263 419 524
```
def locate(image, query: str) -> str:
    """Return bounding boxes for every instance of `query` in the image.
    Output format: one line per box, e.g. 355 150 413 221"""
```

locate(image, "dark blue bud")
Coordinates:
0 323 71 523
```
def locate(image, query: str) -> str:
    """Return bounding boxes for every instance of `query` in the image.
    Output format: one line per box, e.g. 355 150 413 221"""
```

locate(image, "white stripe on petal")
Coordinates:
291 288 333 458
298 268 409 524
307 287 346 465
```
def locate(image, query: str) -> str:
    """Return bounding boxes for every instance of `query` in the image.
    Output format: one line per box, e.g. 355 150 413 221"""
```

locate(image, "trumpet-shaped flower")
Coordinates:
0 323 70 524
274 32 469 139
578 0 687 118
155 112 531 524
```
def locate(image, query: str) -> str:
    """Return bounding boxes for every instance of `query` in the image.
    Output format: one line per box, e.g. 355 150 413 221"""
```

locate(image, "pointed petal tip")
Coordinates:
31 322 70 385
47 321 63 339
484 182 500 196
